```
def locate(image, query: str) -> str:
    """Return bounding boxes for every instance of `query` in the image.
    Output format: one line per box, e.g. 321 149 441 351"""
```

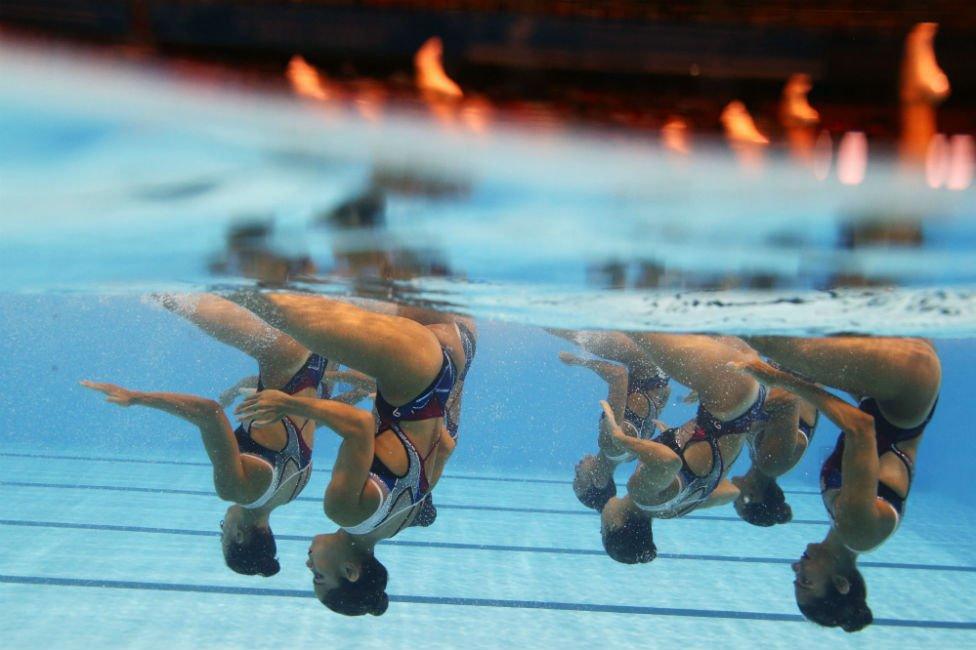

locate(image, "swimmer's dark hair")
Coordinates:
602 511 656 564
739 479 792 527
577 477 617 512
319 555 390 617
797 567 873 633
223 526 280 577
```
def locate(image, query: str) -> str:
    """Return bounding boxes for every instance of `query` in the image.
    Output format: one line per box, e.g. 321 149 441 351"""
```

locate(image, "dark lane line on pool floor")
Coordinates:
0 452 821 495
0 574 972 630
2 518 973 573
0 480 831 524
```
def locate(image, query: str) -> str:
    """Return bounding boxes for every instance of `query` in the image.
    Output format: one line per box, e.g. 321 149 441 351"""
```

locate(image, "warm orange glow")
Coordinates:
812 130 832 181
780 74 819 126
286 55 331 101
460 97 492 134
901 23 950 104
661 116 690 154
947 134 974 191
925 133 948 188
721 101 769 145
837 131 867 185
415 37 463 99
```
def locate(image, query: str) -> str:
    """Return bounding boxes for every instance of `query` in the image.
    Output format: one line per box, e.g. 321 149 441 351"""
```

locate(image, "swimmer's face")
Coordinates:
600 496 631 533
307 533 357 599
219 504 247 549
572 455 601 497
792 543 847 605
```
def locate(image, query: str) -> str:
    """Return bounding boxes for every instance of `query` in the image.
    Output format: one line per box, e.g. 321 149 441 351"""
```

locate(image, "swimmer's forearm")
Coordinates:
761 369 869 438
285 396 374 439
331 388 374 405
131 391 223 423
325 370 376 392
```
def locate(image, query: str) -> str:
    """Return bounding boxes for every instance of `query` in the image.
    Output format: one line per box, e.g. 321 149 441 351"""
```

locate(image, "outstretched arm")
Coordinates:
235 389 374 437
80 380 265 503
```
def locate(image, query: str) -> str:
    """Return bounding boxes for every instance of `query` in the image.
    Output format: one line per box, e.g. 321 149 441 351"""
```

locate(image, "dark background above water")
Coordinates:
3 1 975 138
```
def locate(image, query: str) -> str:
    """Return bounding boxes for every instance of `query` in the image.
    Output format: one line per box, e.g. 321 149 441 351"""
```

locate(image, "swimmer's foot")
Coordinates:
901 22 951 104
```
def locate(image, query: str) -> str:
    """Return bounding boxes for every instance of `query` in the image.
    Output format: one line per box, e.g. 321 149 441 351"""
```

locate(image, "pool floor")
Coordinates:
1 448 974 648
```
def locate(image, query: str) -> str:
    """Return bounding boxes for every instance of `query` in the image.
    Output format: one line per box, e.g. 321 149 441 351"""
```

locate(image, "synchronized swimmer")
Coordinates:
83 291 938 631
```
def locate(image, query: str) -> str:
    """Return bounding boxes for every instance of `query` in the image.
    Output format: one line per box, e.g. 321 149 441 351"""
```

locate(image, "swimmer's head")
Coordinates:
793 543 872 632
220 505 280 577
600 497 656 564
308 533 389 617
573 455 617 511
733 476 792 527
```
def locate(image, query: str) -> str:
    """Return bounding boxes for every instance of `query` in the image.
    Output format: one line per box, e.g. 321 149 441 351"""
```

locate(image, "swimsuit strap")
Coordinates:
343 424 432 536
637 427 724 518
455 321 477 381
257 353 329 397
375 348 457 425
695 384 768 439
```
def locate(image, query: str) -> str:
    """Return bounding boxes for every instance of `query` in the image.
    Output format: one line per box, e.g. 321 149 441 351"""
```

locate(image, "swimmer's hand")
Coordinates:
80 380 139 407
727 359 787 387
599 400 641 453
234 389 295 426
218 375 259 408
558 351 585 366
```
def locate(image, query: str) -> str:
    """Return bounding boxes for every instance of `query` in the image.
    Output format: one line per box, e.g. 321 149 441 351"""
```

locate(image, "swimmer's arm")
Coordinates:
750 389 803 477
324 415 378 527
239 392 375 438
734 359 865 439
330 388 375 405
324 370 376 393
81 381 261 503
562 354 629 423
834 421 892 551
735 361 890 535
218 375 258 407
603 401 681 493
697 480 740 510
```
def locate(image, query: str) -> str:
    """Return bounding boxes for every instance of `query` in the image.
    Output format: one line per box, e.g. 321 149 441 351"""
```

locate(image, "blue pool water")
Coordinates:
2 39 976 648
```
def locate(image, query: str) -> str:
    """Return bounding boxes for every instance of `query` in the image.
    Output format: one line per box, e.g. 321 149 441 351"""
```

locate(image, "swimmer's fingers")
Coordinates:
652 419 669 433
682 390 699 404
726 359 783 386
80 380 136 407
558 351 584 366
